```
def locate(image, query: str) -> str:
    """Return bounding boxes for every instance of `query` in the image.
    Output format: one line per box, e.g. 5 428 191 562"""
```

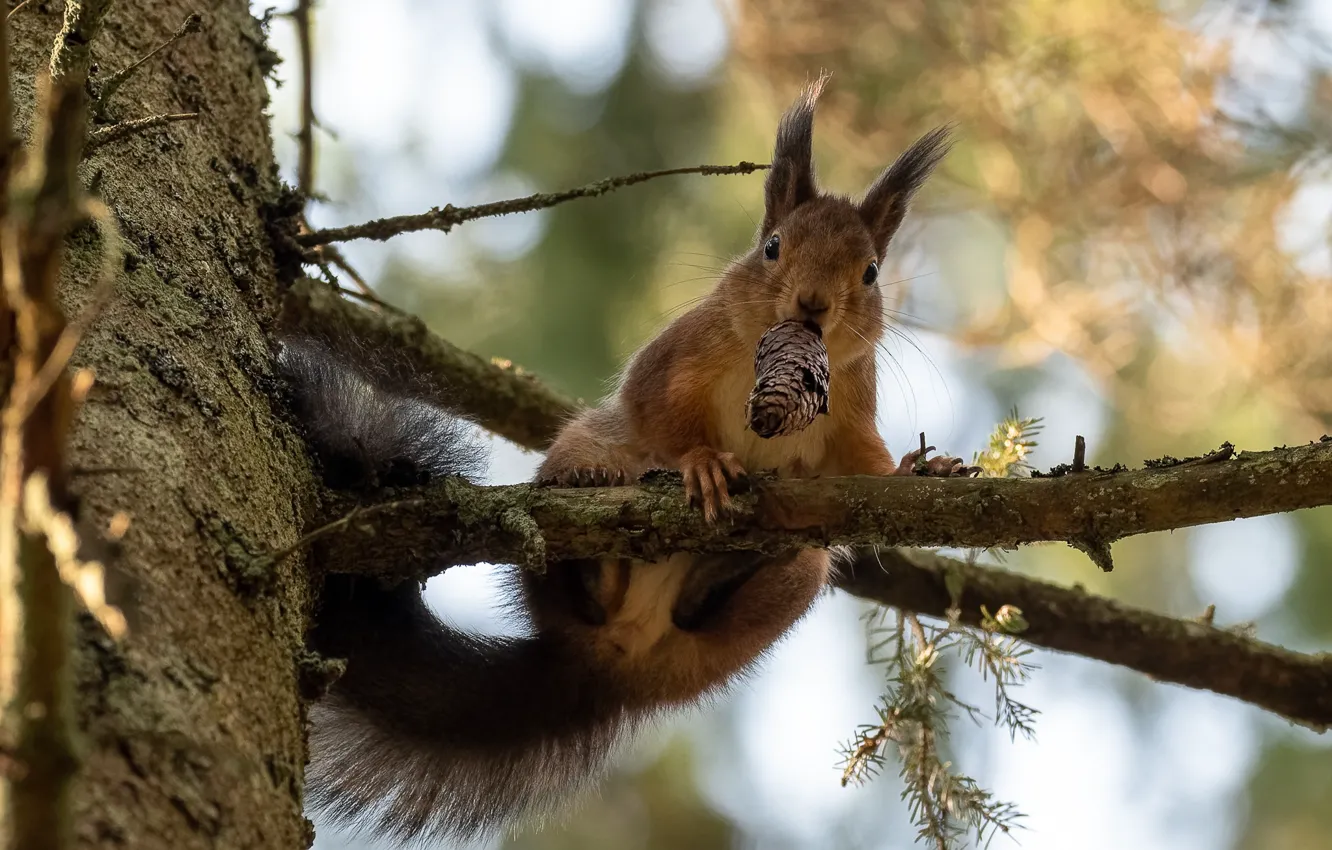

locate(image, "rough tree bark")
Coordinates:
8 2 311 848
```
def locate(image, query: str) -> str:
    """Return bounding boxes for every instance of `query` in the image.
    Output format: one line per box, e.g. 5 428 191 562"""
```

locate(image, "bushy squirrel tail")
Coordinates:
276 334 633 844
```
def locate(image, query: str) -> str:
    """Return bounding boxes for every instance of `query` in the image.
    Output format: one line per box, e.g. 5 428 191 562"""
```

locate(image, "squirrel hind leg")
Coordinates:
655 549 832 700
671 551 775 632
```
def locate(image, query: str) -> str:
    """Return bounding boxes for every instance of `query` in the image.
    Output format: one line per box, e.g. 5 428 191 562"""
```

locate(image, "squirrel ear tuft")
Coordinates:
858 125 954 257
761 73 830 237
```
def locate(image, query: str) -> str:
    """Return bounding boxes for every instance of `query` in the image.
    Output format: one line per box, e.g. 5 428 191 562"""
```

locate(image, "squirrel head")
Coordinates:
720 75 952 366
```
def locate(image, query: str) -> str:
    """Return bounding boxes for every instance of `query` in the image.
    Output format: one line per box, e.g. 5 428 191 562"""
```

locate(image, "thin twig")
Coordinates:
93 13 202 117
301 223 376 300
267 498 424 566
335 283 402 314
282 0 379 301
296 161 770 246
906 611 930 648
6 0 35 21
290 0 315 198
84 112 198 153
321 243 375 300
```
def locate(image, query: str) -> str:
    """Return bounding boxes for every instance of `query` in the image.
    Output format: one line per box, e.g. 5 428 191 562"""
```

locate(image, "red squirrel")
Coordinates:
281 78 969 845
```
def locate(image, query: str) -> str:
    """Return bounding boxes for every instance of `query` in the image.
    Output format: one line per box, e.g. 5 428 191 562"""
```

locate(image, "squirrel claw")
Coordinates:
538 467 629 488
679 448 746 523
895 447 980 478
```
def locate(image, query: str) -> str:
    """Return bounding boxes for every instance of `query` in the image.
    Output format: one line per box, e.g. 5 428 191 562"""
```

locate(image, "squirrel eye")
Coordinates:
863 261 879 286
763 234 781 261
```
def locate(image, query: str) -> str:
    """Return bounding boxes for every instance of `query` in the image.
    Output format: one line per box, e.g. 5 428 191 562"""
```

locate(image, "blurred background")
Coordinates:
254 0 1332 847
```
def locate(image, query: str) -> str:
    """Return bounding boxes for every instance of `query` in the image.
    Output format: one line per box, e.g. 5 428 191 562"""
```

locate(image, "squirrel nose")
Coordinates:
796 295 830 324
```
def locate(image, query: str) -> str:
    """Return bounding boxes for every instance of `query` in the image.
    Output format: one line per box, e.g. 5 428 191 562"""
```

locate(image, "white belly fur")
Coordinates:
711 362 829 476
602 552 692 658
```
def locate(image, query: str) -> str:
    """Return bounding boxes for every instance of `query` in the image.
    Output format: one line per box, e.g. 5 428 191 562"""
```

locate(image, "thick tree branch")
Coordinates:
313 438 1332 574
295 161 769 247
838 549 1332 730
283 277 577 449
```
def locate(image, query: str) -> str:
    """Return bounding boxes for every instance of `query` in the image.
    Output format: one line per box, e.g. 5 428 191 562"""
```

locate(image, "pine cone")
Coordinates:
746 320 830 439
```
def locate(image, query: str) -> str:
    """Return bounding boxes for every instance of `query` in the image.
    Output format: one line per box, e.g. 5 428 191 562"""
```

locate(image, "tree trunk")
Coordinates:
10 2 311 847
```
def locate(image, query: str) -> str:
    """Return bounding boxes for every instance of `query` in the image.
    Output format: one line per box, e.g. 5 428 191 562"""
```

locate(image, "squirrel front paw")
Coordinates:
537 467 631 487
894 445 981 478
678 447 746 523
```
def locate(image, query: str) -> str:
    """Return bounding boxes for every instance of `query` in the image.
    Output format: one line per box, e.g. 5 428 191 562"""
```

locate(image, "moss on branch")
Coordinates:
311 438 1332 575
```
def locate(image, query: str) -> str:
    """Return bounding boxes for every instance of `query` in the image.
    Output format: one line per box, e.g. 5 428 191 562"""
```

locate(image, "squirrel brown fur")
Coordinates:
284 78 968 846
